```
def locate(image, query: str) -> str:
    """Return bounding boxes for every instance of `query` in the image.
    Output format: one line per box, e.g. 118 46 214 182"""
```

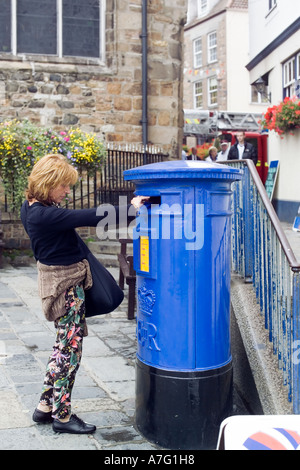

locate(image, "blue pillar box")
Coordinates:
124 160 242 450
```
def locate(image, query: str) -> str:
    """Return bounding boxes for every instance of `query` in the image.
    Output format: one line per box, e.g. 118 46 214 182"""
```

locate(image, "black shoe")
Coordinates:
32 408 54 424
52 414 96 434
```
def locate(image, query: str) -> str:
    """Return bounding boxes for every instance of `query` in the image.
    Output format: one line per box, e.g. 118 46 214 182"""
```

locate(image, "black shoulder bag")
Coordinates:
78 235 124 318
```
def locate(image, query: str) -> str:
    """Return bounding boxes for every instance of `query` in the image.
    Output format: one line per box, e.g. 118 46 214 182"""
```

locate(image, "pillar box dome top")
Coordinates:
123 160 243 182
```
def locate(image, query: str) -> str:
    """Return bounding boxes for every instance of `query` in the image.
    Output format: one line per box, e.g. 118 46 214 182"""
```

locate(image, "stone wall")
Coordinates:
0 0 187 158
0 1 187 249
1 212 97 251
1 214 30 250
147 0 187 155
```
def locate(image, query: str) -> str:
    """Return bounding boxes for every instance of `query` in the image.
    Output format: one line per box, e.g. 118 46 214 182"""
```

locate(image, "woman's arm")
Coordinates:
33 197 149 232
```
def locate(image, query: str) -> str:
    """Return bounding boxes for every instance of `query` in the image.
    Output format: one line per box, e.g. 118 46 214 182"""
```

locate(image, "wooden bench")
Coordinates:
118 238 136 320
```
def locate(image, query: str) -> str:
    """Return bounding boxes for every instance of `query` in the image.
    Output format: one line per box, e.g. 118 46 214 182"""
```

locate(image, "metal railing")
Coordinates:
1 145 168 212
97 144 168 206
225 159 300 413
63 145 168 209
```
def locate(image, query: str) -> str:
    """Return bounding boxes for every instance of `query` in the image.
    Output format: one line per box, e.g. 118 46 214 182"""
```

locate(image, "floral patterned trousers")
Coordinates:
39 285 85 420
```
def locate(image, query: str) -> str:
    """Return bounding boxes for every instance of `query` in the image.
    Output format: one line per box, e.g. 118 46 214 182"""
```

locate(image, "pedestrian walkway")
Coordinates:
0 263 160 450
0 261 250 450
281 221 300 263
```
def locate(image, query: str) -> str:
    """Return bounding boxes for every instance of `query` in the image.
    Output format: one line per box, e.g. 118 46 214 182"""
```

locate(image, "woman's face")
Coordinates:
49 184 71 204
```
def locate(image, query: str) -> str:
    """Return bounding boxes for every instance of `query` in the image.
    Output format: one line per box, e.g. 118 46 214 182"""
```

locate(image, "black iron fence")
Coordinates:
65 145 168 209
97 144 168 206
1 145 168 212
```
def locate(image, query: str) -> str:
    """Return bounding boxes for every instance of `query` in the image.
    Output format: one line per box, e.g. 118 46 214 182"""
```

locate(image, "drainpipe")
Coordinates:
141 0 148 153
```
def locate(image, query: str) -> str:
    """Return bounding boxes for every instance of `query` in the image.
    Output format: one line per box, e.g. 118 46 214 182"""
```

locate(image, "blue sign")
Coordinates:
293 206 300 232
296 80 300 99
265 160 279 200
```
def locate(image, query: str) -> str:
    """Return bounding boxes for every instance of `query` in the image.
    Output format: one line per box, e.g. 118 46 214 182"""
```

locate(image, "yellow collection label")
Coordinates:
140 236 150 272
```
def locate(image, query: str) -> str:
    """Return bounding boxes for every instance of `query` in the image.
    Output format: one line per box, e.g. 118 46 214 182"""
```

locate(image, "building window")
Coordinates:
208 31 217 63
194 81 203 108
0 0 104 60
194 38 202 68
198 0 208 17
208 77 217 106
251 85 269 104
0 0 11 53
17 0 57 55
296 53 300 98
283 56 296 97
63 0 100 58
268 0 277 11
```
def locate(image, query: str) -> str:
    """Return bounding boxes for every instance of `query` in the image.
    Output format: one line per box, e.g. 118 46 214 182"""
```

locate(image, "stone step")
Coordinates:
87 239 133 255
88 240 121 255
92 252 120 268
86 238 133 268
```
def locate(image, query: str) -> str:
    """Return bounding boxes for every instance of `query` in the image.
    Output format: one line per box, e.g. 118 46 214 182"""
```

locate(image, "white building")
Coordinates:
247 0 300 222
184 0 251 112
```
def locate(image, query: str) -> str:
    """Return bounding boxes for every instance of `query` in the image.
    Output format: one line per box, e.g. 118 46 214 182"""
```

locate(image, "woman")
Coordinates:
206 146 218 162
21 154 146 434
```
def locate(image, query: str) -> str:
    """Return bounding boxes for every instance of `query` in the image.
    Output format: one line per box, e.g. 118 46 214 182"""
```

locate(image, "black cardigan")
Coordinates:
21 201 134 266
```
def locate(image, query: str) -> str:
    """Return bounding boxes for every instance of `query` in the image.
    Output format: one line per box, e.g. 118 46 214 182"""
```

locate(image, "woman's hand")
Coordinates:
131 196 150 210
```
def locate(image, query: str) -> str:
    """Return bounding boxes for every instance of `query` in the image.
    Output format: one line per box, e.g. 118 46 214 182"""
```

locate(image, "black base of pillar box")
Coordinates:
135 359 233 450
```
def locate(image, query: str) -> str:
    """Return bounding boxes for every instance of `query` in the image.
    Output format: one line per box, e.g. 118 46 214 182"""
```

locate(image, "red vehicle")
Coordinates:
184 110 269 184
221 131 269 184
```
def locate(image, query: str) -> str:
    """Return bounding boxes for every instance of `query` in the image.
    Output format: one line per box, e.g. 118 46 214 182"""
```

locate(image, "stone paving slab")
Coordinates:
0 263 250 451
281 221 300 262
0 264 159 451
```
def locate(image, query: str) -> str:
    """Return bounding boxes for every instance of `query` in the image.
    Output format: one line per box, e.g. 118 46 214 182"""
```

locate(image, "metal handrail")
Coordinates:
223 159 300 413
244 160 299 271
225 159 300 271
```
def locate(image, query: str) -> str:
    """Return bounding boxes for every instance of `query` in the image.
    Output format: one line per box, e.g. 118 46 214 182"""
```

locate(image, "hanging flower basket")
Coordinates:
261 96 300 137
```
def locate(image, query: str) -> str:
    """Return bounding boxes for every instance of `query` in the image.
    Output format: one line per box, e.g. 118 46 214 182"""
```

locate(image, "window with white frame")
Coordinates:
194 81 203 108
208 31 217 63
0 0 11 53
208 77 217 106
0 0 105 60
193 38 202 69
268 0 277 11
198 0 208 17
283 56 296 97
296 53 300 98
